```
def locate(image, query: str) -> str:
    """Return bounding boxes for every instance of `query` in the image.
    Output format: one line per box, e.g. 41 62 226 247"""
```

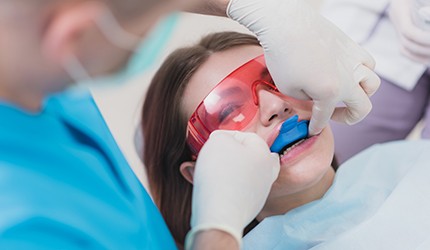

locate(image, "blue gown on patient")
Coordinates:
0 90 176 249
243 140 430 250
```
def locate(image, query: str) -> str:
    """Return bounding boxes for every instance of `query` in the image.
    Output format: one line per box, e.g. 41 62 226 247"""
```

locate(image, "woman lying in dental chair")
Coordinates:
139 31 430 250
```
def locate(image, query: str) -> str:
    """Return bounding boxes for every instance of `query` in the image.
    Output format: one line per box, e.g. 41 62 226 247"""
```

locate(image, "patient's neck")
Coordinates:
256 167 335 221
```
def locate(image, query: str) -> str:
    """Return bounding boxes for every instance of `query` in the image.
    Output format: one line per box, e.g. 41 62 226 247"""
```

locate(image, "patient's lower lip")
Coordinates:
280 134 318 165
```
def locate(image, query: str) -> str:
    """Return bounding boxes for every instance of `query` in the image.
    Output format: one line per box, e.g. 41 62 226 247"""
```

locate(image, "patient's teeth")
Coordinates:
280 139 306 157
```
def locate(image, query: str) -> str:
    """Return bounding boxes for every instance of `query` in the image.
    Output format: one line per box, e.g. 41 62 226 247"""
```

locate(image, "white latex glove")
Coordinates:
227 0 381 135
185 130 280 249
389 0 430 64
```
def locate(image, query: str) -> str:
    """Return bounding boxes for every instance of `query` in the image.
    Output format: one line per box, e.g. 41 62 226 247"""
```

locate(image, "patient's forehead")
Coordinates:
182 45 263 119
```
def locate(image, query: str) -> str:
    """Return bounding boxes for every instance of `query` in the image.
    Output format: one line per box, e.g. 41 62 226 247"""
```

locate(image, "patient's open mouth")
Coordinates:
279 138 307 158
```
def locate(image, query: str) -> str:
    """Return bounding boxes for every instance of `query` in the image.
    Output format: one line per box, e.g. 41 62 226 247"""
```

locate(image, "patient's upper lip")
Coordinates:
266 122 285 148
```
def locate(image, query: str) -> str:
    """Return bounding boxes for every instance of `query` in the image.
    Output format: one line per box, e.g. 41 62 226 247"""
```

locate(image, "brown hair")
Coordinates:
141 32 260 249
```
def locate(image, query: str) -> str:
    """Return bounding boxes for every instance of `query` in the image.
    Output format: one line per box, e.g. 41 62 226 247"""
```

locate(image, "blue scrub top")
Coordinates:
0 90 177 249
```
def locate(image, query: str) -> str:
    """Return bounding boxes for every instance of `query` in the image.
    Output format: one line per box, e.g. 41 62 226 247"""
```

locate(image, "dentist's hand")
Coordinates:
389 0 430 64
227 0 380 135
185 130 280 249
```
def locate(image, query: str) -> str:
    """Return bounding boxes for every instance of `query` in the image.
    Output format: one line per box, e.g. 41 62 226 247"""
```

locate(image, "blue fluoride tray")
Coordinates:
270 115 309 153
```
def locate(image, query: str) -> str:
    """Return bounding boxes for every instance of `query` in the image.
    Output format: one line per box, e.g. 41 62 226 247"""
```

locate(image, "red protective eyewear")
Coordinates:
186 54 279 158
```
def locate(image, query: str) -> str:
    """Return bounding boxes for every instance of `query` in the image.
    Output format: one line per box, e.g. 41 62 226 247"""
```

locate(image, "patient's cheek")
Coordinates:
240 116 260 134
299 101 314 112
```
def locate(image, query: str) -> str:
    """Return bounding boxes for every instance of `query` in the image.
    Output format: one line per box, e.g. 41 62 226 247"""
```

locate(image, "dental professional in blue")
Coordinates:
0 0 380 249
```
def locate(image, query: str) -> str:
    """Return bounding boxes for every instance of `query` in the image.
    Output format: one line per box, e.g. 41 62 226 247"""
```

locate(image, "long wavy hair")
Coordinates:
141 32 261 249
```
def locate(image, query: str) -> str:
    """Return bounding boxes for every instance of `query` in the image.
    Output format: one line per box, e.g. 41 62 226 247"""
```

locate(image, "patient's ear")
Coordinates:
180 161 196 184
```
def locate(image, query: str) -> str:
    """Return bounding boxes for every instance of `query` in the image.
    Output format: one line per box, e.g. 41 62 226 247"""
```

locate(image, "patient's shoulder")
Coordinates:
335 140 430 192
368 140 430 154
340 140 430 171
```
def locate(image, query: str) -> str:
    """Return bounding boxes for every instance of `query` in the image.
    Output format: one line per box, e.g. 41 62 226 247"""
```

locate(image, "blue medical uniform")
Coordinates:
0 90 177 249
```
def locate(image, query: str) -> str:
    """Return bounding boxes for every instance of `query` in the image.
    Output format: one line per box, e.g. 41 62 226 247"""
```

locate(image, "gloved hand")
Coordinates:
389 0 430 64
185 130 280 249
227 0 380 135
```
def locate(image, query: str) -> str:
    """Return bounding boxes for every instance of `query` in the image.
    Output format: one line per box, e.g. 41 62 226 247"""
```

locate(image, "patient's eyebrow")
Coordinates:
215 67 271 98
219 86 243 97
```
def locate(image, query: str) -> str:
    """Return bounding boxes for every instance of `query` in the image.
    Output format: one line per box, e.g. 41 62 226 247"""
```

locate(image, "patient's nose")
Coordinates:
258 89 293 126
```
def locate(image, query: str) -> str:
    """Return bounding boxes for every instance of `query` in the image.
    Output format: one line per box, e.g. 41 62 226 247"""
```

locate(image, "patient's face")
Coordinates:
182 45 335 200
